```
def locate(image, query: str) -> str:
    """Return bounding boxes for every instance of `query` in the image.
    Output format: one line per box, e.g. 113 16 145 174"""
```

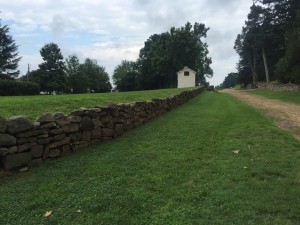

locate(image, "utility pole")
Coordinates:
27 64 30 82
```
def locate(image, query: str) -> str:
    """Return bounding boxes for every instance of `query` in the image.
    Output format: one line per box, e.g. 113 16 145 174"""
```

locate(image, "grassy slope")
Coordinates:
0 88 191 121
247 90 300 105
0 92 299 225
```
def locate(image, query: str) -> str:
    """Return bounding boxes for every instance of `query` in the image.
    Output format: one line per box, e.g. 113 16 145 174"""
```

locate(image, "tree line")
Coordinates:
1 18 213 94
113 22 213 91
221 0 300 88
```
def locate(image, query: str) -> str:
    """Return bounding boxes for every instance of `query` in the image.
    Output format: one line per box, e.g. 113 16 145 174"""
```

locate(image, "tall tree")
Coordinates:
80 58 112 93
65 54 89 93
234 1 297 85
113 60 139 91
0 19 21 79
138 22 213 90
38 43 67 92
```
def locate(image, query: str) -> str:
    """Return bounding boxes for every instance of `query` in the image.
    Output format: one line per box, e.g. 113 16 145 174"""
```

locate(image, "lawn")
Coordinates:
0 88 192 121
246 89 300 105
0 92 299 225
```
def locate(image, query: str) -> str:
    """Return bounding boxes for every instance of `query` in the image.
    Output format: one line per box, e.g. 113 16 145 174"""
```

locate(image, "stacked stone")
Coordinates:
0 87 203 171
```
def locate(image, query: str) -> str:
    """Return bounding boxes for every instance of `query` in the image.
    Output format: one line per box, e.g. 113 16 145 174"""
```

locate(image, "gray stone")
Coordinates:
55 116 70 126
92 118 101 129
0 148 8 156
115 124 124 137
50 128 63 135
102 128 114 137
17 137 37 145
53 112 65 119
8 146 17 154
31 145 44 158
2 152 32 170
7 116 33 134
49 137 70 149
80 117 94 131
0 134 17 147
69 116 82 123
91 128 101 139
48 149 61 158
37 138 52 145
82 131 91 141
0 117 8 133
62 123 79 133
18 143 31 153
70 132 83 141
36 113 55 123
100 115 113 123
40 122 57 129
52 134 66 141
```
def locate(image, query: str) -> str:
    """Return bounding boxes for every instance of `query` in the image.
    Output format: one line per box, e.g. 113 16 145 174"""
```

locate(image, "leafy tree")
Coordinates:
65 54 88 93
80 58 112 93
0 19 21 79
113 60 139 91
38 43 67 92
235 0 299 85
138 22 213 90
221 73 238 88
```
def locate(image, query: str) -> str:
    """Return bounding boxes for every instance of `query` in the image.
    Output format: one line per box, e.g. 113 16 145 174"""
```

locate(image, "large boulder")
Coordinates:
36 113 55 124
7 116 33 134
0 117 8 133
1 152 32 170
0 134 17 147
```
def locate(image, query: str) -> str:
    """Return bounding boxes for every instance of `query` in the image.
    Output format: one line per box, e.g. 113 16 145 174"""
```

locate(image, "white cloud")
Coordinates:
1 0 252 85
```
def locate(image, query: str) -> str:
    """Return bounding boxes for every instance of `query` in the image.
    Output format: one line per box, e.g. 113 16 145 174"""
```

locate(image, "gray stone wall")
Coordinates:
0 87 203 171
258 83 300 91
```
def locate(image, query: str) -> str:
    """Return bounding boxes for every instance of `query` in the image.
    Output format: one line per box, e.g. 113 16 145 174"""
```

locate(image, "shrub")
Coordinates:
0 80 40 96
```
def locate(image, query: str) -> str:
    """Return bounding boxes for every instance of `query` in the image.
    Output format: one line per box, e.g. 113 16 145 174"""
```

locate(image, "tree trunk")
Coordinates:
248 54 257 84
262 47 270 83
253 54 258 84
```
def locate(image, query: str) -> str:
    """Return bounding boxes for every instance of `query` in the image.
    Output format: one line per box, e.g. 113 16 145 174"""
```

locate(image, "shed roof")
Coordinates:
177 66 196 74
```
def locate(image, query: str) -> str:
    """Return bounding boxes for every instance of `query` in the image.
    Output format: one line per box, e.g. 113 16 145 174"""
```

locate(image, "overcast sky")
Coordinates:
1 0 253 86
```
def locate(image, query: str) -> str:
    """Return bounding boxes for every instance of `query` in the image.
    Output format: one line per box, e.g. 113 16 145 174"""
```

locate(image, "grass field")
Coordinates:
246 89 300 105
1 92 299 224
0 88 191 121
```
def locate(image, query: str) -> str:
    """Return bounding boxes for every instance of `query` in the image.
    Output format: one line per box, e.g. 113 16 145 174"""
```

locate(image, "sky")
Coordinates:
1 0 253 86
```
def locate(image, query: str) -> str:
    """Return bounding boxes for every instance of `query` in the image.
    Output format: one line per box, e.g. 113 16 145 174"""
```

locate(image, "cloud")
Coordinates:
1 0 253 85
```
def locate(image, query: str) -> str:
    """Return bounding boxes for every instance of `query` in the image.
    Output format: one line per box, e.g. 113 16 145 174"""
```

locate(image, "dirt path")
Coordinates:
221 89 300 141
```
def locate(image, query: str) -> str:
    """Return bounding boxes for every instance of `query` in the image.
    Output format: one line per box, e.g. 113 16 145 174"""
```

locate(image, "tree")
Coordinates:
38 43 67 92
113 60 139 91
138 22 213 90
65 54 88 93
221 73 238 88
235 1 299 85
80 58 112 93
0 19 21 79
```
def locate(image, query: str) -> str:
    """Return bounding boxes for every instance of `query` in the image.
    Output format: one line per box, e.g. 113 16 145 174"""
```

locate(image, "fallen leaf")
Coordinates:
233 150 240 154
44 211 52 217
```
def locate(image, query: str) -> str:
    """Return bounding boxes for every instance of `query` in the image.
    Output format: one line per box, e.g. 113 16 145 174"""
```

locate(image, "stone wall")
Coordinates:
0 87 203 171
258 83 300 91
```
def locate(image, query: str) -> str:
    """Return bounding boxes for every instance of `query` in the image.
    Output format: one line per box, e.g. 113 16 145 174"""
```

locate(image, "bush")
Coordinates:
0 80 40 96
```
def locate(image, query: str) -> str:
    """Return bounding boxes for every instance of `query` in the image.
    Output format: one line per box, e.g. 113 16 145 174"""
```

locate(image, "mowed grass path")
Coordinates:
1 92 299 225
0 88 191 121
246 90 300 105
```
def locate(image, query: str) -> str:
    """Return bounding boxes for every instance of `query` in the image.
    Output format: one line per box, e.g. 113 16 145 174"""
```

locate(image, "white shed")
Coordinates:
177 66 196 88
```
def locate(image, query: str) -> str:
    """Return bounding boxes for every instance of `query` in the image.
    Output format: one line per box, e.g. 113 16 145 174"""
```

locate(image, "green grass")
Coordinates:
0 92 299 225
247 90 300 105
0 88 191 121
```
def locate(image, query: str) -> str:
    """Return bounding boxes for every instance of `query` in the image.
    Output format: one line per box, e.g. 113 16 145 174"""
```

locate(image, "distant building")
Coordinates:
177 66 196 88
